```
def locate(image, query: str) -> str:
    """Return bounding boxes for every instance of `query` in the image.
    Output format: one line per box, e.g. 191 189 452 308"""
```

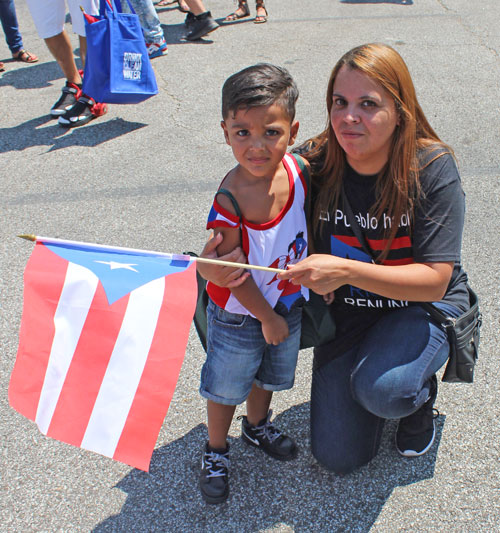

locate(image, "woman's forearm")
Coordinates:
345 260 453 301
279 254 454 302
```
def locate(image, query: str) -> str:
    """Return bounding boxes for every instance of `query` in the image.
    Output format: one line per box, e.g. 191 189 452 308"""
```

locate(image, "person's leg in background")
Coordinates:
0 0 38 66
25 0 107 125
56 0 108 127
25 0 83 115
183 0 218 41
44 31 80 84
124 0 167 58
68 0 98 69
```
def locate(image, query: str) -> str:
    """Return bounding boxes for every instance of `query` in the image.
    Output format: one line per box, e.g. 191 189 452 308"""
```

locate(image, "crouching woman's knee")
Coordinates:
309 410 383 475
311 439 372 475
351 367 416 420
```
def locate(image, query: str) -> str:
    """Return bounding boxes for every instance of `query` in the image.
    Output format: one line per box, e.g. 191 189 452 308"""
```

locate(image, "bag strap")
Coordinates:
340 187 450 322
215 188 242 221
214 188 244 246
290 153 311 220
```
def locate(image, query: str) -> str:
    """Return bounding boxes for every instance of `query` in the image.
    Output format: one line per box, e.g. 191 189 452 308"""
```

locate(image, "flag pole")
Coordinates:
193 256 283 273
17 234 285 274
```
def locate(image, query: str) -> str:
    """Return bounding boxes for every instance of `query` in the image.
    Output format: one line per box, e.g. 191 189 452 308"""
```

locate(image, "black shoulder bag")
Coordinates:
341 188 481 383
187 154 336 352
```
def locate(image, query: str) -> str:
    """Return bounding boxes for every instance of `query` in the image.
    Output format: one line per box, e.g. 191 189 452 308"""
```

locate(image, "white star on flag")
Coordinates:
94 260 138 272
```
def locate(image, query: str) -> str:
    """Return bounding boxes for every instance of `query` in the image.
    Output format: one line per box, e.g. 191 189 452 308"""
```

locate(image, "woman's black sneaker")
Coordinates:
240 410 297 460
396 375 438 457
199 442 230 504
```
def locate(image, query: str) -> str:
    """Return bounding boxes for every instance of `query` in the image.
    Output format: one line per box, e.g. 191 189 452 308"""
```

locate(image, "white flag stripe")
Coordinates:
80 276 166 458
36 263 98 434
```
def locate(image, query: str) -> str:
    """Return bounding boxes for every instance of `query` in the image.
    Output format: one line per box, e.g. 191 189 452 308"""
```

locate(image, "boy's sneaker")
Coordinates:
50 81 82 116
58 95 108 128
147 37 168 59
240 410 297 460
199 442 230 504
396 375 439 457
185 11 219 41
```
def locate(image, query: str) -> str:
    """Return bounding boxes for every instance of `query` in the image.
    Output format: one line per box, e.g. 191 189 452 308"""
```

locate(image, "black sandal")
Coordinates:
223 0 250 22
254 0 268 23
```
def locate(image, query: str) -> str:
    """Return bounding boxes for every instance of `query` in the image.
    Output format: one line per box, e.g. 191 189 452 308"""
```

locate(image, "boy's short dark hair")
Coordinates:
222 63 299 121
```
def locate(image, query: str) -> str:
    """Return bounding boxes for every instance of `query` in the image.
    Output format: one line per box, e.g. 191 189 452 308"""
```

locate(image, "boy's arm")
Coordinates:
197 232 250 288
213 214 289 345
231 277 289 346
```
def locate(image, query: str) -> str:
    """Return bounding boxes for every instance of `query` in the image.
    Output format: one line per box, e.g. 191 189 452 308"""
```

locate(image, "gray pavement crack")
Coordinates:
437 0 499 59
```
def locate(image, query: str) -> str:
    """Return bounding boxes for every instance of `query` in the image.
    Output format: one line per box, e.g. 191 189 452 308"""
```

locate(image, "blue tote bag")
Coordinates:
82 0 158 104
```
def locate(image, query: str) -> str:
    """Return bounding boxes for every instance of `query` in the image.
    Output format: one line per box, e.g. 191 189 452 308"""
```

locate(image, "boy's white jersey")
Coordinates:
206 153 309 316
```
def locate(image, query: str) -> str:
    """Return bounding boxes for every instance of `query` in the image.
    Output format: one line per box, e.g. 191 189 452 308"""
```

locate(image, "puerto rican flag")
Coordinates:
9 239 197 471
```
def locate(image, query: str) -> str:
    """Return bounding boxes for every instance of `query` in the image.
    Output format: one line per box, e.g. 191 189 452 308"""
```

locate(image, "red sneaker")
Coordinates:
58 95 108 128
51 81 82 116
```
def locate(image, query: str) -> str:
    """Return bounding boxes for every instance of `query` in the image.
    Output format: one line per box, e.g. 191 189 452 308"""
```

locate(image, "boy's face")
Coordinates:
221 103 299 178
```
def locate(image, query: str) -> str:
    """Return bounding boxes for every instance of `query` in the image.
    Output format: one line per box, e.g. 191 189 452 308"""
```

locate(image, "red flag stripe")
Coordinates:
46 284 130 447
79 277 166 458
8 244 68 420
113 262 197 470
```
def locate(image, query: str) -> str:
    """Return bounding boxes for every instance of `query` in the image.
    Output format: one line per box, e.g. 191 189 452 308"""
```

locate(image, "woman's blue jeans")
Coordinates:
0 0 23 54
310 303 461 474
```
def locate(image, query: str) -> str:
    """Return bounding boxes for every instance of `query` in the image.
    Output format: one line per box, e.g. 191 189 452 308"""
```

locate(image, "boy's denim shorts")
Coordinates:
199 298 303 406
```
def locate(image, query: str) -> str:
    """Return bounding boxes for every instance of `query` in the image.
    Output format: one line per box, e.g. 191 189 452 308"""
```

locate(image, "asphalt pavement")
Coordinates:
1 0 499 531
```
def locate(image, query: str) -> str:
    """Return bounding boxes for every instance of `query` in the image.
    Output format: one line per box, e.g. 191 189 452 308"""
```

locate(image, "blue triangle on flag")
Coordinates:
45 243 191 304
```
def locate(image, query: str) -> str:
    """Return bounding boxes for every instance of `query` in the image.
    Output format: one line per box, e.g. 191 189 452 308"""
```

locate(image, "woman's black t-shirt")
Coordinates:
300 148 469 361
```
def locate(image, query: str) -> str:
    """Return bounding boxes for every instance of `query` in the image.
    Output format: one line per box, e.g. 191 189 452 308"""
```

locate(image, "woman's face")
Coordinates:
330 65 400 175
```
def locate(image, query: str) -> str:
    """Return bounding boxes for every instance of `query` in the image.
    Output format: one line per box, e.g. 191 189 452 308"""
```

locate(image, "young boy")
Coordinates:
199 63 310 504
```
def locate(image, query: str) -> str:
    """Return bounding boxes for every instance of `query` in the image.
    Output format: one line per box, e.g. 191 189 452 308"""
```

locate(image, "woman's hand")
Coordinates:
197 232 250 288
278 254 351 295
279 253 455 302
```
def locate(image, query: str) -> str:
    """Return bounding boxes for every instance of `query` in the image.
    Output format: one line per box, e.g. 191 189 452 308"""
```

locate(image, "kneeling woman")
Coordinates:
200 43 470 474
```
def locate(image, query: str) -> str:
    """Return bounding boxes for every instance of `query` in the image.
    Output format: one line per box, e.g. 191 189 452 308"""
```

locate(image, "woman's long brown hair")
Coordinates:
304 43 452 261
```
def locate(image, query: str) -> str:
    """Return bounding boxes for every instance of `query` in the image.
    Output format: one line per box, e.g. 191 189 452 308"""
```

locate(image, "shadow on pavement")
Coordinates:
160 22 217 46
0 61 66 90
93 403 445 532
0 116 147 154
340 0 413 4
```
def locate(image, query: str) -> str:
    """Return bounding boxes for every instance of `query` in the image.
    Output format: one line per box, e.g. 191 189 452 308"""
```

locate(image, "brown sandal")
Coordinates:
223 0 250 22
254 0 268 23
13 49 39 63
0 61 4 72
